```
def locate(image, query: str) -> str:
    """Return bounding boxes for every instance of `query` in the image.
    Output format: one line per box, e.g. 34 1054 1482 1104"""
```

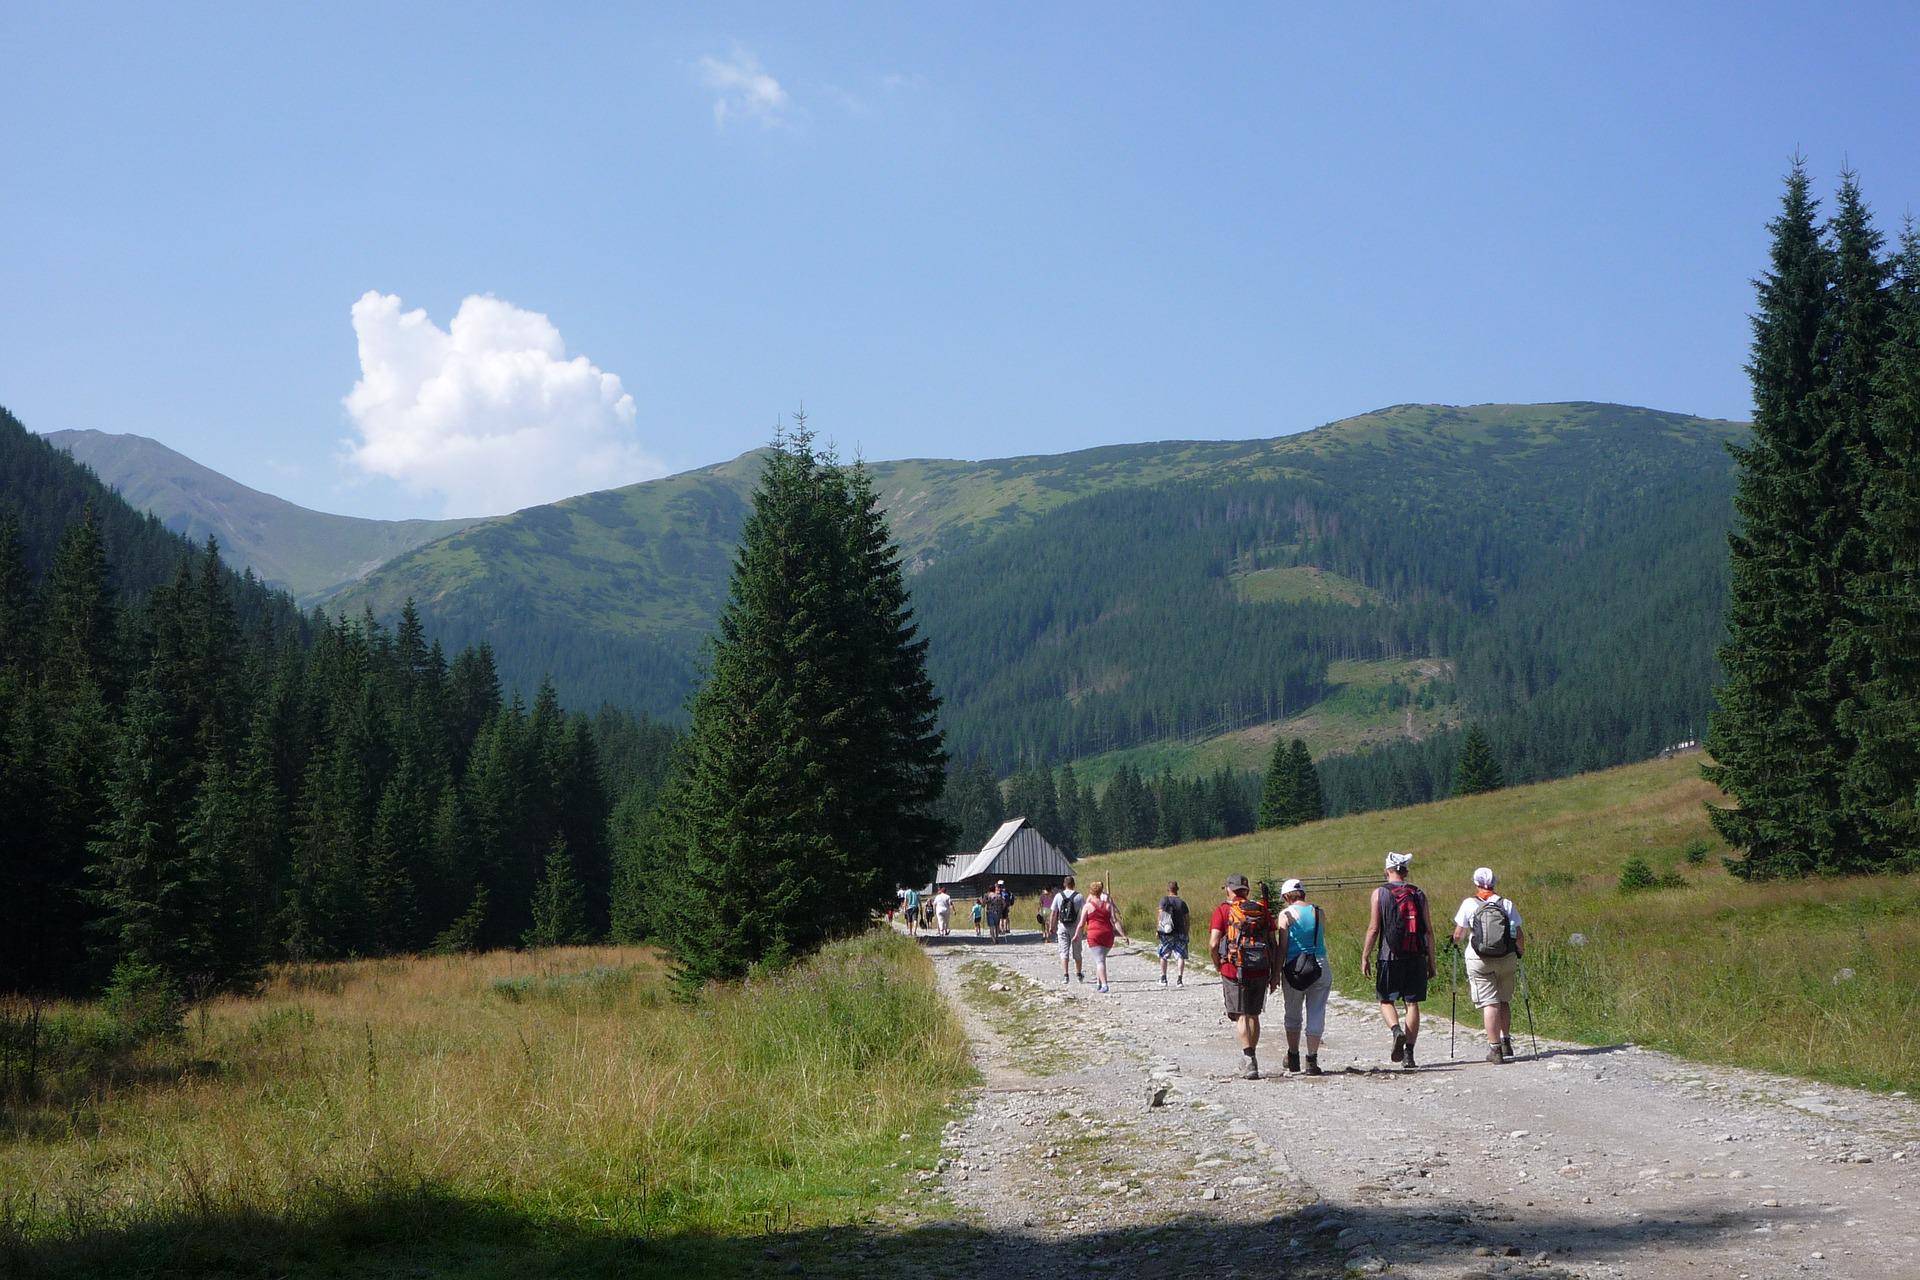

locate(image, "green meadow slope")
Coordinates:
1078 756 1920 1094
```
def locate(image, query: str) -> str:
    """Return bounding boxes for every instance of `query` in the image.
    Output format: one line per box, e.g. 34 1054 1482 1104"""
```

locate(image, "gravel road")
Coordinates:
910 924 1920 1280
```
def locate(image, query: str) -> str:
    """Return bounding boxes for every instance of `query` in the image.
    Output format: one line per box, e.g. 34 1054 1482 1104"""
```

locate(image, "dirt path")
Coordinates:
911 923 1920 1279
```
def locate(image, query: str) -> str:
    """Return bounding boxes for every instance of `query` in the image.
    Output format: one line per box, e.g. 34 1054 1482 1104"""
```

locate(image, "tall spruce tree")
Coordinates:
1847 222 1920 867
1706 162 1846 877
1258 736 1292 829
1284 739 1324 824
655 425 947 985
1453 724 1505 796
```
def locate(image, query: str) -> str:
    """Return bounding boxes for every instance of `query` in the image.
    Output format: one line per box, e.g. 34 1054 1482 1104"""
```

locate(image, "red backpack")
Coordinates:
1380 884 1428 958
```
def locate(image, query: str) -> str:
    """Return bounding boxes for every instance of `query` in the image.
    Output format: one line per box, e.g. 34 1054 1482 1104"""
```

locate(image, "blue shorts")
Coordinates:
1157 933 1188 959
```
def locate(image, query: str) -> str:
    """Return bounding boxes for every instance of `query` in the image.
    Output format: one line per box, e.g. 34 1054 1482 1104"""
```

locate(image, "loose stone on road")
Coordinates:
913 924 1920 1279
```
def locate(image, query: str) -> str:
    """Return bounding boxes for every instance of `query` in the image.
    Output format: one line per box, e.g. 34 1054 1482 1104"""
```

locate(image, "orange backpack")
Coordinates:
1225 897 1274 979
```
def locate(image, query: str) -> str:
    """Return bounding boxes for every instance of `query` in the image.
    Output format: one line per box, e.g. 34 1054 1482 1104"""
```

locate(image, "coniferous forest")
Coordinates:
0 414 681 998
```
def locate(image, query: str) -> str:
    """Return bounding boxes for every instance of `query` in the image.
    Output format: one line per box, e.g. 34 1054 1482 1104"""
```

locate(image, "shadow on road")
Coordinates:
5 1182 1811 1279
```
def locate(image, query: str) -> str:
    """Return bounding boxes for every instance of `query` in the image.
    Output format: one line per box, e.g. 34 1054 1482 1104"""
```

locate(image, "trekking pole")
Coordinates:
1517 955 1540 1058
1448 944 1458 1061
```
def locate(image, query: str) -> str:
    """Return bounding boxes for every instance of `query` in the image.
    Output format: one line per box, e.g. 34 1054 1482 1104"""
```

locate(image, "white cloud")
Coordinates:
697 48 790 127
342 291 659 516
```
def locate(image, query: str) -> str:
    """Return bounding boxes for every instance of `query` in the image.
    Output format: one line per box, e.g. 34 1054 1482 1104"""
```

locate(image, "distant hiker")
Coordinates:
1361 851 1434 1069
1037 884 1056 938
1050 875 1086 984
902 884 922 937
1157 880 1190 987
984 884 1004 942
1451 866 1524 1062
1000 883 1018 935
971 898 984 936
932 887 954 936
1276 878 1331 1075
1073 880 1128 992
1209 873 1278 1079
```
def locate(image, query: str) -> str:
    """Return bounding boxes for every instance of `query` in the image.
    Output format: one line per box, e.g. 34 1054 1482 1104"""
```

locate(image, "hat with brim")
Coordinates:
1225 874 1249 891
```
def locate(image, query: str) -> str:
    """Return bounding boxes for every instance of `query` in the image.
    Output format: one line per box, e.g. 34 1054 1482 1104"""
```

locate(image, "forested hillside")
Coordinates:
325 401 1743 810
47 428 479 602
0 406 674 997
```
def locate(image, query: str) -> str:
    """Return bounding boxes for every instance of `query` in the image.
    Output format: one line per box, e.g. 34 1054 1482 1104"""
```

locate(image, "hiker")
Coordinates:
1000 883 1018 936
1451 866 1524 1062
1209 874 1278 1079
1073 879 1128 992
1276 878 1331 1075
971 897 984 936
932 886 954 936
1360 851 1435 1069
983 884 1004 942
1037 884 1055 939
1049 875 1086 984
901 884 922 937
1156 880 1189 987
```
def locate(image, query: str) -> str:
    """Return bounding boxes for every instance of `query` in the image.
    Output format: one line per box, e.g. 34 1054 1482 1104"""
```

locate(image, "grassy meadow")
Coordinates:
0 933 973 1278
1079 755 1920 1094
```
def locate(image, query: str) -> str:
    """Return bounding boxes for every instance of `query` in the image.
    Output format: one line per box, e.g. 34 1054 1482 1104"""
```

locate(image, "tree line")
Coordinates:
0 501 675 997
1707 162 1920 877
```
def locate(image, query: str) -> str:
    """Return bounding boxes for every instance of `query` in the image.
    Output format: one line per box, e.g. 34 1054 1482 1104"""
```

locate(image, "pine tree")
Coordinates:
1453 725 1505 796
525 836 589 947
1706 162 1844 877
1258 736 1291 829
1847 221 1920 867
657 426 947 985
1286 740 1323 823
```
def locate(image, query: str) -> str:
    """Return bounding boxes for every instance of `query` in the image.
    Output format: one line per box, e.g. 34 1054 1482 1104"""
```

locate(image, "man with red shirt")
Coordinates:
1209 874 1278 1080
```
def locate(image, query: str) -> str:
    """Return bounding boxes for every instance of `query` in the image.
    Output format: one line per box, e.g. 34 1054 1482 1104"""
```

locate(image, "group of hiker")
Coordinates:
904 851 1529 1080
1215 851 1528 1078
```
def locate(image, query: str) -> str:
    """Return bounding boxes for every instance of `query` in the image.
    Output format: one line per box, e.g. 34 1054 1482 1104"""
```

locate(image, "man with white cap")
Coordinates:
1452 866 1525 1062
1360 851 1434 1069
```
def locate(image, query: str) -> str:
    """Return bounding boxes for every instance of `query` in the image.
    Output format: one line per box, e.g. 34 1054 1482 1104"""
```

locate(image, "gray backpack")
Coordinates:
1469 898 1515 958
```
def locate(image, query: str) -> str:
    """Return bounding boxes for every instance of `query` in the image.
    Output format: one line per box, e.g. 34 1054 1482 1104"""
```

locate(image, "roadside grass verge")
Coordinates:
1077 755 1920 1095
0 932 974 1278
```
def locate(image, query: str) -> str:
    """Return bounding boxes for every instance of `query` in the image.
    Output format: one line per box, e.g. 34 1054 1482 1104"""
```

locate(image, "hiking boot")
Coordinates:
1176 975 1184 986
1285 1050 1301 1074
1242 1055 1260 1080
1077 972 1085 983
1402 1048 1418 1070
1502 1036 1516 1061
1390 1026 1406 1063
1486 1044 1506 1064
1303 1055 1323 1076
1061 973 1070 985
1160 974 1168 986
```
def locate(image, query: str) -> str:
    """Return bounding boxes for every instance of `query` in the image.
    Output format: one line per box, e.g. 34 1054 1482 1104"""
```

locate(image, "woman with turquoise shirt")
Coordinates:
1277 878 1332 1075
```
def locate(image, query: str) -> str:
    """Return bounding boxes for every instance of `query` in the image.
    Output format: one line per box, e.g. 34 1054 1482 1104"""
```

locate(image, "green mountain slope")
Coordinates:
326 402 1744 807
45 429 479 603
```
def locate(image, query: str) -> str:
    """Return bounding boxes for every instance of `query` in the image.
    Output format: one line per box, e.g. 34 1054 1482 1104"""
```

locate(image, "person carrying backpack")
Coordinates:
1360 851 1434 1070
1049 875 1086 984
901 885 921 937
1451 866 1524 1063
1276 878 1331 1075
1156 880 1190 987
1209 874 1278 1079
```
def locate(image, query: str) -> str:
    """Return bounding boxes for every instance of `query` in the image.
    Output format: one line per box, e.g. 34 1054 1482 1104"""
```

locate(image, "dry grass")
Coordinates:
0 933 974 1277
1080 756 1920 1093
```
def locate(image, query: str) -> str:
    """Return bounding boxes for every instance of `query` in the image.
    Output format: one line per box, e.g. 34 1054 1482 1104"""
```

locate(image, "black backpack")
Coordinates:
1281 904 1324 991
1056 891 1081 927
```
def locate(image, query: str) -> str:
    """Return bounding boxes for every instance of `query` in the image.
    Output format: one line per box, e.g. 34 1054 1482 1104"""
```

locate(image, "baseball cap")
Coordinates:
1280 878 1304 896
1225 874 1250 891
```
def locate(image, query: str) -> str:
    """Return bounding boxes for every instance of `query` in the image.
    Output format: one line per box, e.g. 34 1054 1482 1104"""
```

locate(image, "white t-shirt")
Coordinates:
1454 894 1522 936
932 891 952 915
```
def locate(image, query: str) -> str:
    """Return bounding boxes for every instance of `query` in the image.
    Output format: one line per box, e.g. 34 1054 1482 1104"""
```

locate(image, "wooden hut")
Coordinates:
932 817 1072 900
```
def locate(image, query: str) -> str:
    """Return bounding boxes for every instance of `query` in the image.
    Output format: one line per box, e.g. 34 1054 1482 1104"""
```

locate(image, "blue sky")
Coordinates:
4 3 1917 518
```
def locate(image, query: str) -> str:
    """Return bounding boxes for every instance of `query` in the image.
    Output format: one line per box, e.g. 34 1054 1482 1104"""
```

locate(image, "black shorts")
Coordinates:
1223 976 1268 1020
1375 956 1430 1004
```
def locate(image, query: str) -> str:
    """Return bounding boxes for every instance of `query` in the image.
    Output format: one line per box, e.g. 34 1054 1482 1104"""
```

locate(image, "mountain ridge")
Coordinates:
44 428 481 603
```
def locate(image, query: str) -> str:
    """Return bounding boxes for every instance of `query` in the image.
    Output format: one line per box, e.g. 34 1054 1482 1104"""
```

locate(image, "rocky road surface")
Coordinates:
909 924 1920 1279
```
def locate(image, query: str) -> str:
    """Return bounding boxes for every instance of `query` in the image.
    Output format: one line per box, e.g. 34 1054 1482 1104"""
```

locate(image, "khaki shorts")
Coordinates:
1466 952 1518 1008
